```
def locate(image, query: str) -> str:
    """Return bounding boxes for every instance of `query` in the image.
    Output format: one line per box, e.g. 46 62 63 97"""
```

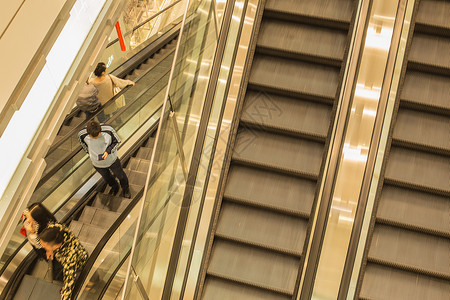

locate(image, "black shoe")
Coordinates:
121 188 131 199
109 185 119 196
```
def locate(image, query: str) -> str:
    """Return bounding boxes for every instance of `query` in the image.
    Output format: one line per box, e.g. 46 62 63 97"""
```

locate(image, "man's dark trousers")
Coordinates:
94 158 129 192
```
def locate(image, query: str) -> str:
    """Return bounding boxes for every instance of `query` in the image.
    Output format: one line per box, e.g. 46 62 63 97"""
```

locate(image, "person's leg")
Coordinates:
109 159 130 197
94 166 119 194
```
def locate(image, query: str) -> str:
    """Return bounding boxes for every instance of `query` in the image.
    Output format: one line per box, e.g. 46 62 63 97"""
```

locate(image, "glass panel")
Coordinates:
124 0 221 298
169 0 246 297
101 0 188 72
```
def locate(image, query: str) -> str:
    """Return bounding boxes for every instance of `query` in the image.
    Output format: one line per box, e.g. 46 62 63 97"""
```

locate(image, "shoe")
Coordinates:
109 185 119 196
121 188 131 199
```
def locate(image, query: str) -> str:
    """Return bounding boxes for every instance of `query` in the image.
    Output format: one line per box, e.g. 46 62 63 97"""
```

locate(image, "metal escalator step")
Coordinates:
416 0 450 31
207 239 299 295
224 165 315 217
400 71 450 112
58 125 73 136
232 130 323 178
249 54 339 101
69 116 85 127
127 157 150 173
409 33 450 73
241 91 331 139
92 193 132 213
367 225 450 279
384 147 450 195
360 264 450 300
265 0 353 24
69 220 107 247
14 275 62 300
216 201 307 255
145 137 156 148
257 18 347 64
136 147 153 160
393 109 450 153
202 277 290 300
78 206 121 229
377 186 450 236
124 169 147 187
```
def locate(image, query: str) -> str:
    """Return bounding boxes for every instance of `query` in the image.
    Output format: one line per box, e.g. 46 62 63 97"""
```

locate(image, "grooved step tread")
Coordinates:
416 0 450 30
368 225 450 278
257 18 347 62
202 277 290 300
241 91 332 139
265 0 353 23
401 71 450 111
69 221 107 247
409 33 450 70
393 109 450 152
377 186 450 236
360 264 450 300
14 275 62 300
207 240 299 295
216 201 307 255
127 157 151 173
232 130 324 178
249 54 339 100
78 206 121 229
224 165 315 217
385 147 450 194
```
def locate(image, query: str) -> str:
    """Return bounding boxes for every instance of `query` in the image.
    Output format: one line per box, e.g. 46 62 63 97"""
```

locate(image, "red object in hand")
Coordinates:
115 21 126 51
20 226 27 237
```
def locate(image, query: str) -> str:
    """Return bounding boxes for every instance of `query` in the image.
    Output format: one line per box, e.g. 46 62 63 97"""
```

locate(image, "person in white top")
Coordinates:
89 62 135 116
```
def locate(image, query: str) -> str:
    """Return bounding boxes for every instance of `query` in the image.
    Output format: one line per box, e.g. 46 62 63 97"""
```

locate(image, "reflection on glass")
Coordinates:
125 0 222 298
312 0 399 299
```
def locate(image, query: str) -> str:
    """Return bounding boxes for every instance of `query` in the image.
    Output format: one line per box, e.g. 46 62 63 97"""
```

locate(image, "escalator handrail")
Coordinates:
106 0 183 48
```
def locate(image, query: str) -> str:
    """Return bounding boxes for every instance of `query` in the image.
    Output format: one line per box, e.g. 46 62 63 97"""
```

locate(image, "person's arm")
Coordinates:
102 125 121 154
78 129 89 153
110 74 135 89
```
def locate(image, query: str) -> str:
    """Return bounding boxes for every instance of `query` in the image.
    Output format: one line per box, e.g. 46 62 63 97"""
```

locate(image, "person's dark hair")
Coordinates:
87 120 101 137
94 62 106 77
40 227 64 246
28 203 56 234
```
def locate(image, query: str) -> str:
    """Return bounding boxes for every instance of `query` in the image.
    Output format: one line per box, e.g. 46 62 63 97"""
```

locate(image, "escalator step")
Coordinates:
400 71 450 113
14 275 62 300
58 125 73 136
224 165 315 217
232 129 323 178
241 91 331 139
78 206 121 229
408 33 450 73
265 0 353 24
136 147 153 160
69 116 85 127
124 169 147 187
216 201 307 255
393 108 450 152
377 186 450 236
127 157 150 173
384 147 450 194
415 0 450 30
360 264 450 300
249 54 339 101
367 224 450 279
257 18 346 64
145 137 156 148
207 239 299 295
69 220 107 248
202 277 290 300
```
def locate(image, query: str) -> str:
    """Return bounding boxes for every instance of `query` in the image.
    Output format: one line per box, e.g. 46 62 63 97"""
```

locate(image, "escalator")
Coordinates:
0 5 211 299
357 0 450 299
199 0 357 298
